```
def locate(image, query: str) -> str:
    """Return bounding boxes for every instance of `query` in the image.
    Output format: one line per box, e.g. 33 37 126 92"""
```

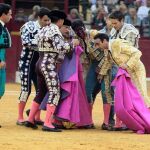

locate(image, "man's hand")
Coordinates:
0 61 6 69
97 74 103 82
120 63 128 69
72 39 80 47
104 49 109 51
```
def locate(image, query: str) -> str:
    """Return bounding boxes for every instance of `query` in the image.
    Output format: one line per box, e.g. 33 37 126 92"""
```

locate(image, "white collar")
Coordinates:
0 20 5 27
109 39 114 52
51 23 59 29
36 20 41 28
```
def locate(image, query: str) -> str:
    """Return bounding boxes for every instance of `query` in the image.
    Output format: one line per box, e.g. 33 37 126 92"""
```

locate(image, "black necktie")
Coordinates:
4 25 11 47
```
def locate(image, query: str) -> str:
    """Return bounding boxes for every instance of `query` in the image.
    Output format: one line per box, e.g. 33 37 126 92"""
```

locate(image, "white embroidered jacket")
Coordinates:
110 23 140 48
20 20 41 49
37 23 70 54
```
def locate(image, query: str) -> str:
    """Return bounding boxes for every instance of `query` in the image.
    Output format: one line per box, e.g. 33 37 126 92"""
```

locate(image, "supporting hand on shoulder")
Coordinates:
0 61 6 69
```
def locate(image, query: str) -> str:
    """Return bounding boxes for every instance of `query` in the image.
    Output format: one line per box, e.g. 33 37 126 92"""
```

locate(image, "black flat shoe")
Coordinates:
26 109 43 126
26 109 30 116
109 126 129 131
25 121 38 129
85 124 95 129
120 126 129 131
0 125 1 128
52 123 66 129
101 123 109 130
78 124 96 129
35 120 44 126
42 126 62 132
16 121 26 126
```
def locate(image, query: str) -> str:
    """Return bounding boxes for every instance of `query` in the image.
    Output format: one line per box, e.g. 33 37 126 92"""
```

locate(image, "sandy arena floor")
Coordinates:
0 83 150 150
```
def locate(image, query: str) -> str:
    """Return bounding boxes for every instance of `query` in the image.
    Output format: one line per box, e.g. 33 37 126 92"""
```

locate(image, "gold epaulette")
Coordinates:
90 48 104 61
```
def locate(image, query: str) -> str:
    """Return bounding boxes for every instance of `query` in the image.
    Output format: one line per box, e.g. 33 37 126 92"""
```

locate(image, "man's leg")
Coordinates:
0 68 6 98
85 61 99 103
17 49 35 125
25 70 47 129
85 62 100 126
31 57 43 125
101 75 112 130
0 68 6 128
40 54 61 132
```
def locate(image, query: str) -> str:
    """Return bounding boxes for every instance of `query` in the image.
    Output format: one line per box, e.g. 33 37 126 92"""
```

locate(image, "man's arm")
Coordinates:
20 22 37 49
97 50 113 76
20 24 31 47
125 32 139 47
52 34 71 53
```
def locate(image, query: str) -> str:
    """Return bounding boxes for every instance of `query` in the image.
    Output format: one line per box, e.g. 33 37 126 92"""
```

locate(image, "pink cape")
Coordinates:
56 46 92 126
112 68 150 134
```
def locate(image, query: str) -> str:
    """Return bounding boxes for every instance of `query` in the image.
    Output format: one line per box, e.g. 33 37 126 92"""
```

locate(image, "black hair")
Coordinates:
63 19 71 26
109 10 124 21
128 5 137 10
71 19 85 31
0 3 11 17
37 7 50 18
94 33 109 42
71 19 89 60
49 10 67 23
117 0 124 5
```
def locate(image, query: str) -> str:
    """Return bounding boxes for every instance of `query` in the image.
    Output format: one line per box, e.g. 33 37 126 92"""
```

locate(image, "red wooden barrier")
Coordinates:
139 38 150 78
6 32 22 82
5 36 150 83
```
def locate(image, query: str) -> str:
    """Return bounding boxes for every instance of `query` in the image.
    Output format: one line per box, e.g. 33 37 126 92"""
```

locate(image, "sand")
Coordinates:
0 83 150 150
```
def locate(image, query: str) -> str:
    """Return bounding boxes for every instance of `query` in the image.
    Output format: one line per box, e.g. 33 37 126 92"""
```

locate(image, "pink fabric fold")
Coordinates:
56 46 92 126
112 68 150 134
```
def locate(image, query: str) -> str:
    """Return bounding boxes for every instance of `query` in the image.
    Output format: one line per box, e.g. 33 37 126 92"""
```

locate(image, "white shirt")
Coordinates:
0 19 5 26
137 6 150 20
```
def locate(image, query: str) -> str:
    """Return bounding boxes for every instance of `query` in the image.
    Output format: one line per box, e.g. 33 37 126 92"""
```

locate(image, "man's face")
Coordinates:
110 18 123 31
106 18 112 29
57 19 64 28
94 38 108 50
75 26 86 39
2 9 12 23
60 25 71 38
70 11 77 19
129 8 136 17
39 15 50 27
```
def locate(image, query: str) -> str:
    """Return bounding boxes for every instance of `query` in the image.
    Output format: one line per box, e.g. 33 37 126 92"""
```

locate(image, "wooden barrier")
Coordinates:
6 32 22 82
139 38 150 77
5 35 150 82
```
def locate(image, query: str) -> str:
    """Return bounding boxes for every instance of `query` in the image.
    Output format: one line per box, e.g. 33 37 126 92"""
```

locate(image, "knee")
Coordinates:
19 91 30 102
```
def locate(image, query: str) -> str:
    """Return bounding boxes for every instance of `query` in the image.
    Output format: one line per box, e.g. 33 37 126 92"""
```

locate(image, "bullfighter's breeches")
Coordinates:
34 52 60 106
18 48 39 102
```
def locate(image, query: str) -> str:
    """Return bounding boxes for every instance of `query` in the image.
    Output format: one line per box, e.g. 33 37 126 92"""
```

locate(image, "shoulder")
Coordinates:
50 24 61 34
110 28 117 37
121 23 139 38
0 23 3 35
110 39 124 51
99 27 106 34
137 6 149 13
124 15 130 21
47 24 62 38
89 29 99 38
111 39 122 45
20 21 37 33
